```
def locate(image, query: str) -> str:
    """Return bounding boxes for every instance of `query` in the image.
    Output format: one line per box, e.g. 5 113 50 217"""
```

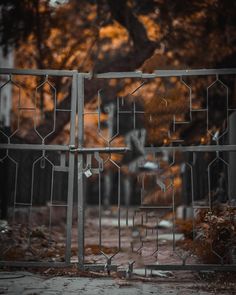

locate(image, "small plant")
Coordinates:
177 206 236 264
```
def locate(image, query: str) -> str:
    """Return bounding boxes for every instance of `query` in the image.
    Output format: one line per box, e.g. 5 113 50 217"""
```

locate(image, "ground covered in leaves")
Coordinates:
1 206 236 294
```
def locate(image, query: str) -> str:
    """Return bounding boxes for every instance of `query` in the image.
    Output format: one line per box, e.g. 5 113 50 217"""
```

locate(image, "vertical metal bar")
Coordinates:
99 170 102 249
97 90 102 133
28 158 36 245
49 166 54 240
65 72 77 264
172 186 176 252
133 100 136 129
77 73 85 268
189 164 194 205
118 167 121 250
207 164 212 210
193 208 197 240
141 176 144 205
191 154 196 240
12 162 18 224
116 97 120 135
156 217 159 259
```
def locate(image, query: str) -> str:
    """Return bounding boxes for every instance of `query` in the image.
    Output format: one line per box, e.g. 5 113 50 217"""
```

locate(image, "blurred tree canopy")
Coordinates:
1 0 235 70
0 0 236 144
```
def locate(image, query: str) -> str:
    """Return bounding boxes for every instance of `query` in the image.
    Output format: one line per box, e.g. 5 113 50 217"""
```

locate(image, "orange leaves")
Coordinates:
100 23 129 40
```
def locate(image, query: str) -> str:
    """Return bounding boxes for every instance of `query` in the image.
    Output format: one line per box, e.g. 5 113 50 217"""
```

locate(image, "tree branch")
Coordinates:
107 0 152 48
21 0 156 144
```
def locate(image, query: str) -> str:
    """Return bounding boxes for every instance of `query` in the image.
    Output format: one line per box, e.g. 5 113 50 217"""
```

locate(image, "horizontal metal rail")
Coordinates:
0 144 130 153
69 146 131 153
87 68 236 79
1 68 236 79
0 143 69 151
2 144 236 153
139 206 173 210
144 145 236 153
146 264 236 271
0 68 77 77
0 261 72 268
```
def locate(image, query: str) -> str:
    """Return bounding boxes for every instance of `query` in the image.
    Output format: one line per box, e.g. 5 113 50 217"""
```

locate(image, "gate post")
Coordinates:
65 71 77 264
77 73 85 269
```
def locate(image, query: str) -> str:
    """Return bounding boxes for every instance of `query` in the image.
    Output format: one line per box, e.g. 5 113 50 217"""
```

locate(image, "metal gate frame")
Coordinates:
0 68 78 268
77 68 236 273
1 67 236 272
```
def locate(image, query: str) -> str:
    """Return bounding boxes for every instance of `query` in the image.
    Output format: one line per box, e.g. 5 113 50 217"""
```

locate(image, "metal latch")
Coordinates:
69 145 130 154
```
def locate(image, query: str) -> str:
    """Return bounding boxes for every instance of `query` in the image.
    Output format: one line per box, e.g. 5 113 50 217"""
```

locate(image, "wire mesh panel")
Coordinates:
80 69 236 273
0 69 77 267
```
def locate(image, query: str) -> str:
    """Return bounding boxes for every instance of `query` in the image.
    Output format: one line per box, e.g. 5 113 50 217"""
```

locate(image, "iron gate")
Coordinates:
1 68 236 273
0 69 77 267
